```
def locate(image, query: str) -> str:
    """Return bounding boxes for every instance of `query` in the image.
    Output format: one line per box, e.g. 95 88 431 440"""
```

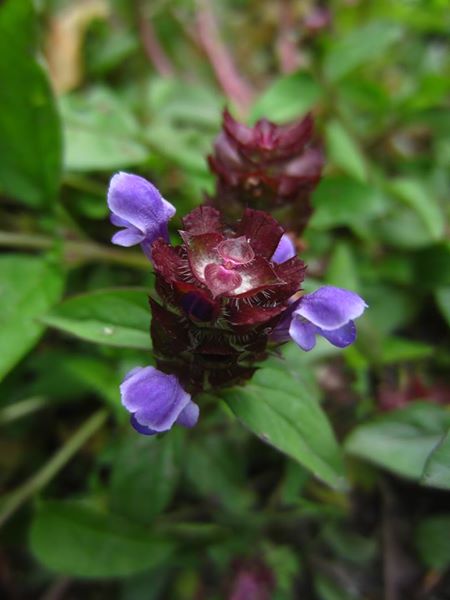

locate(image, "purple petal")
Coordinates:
176 401 200 428
289 318 317 351
295 286 367 330
120 366 192 433
130 414 158 436
110 214 130 228
108 172 175 245
270 299 300 342
319 321 356 348
271 234 296 264
111 227 145 247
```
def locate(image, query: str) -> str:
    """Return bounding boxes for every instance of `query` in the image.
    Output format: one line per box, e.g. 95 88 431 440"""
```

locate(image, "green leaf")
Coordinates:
421 431 450 490
323 22 402 82
110 433 182 523
325 242 360 292
435 287 450 326
389 178 444 241
379 336 434 364
0 255 64 382
310 177 387 231
325 121 368 182
42 288 151 350
185 434 253 513
30 501 174 577
60 87 149 171
250 72 322 122
0 0 62 207
222 359 347 491
345 402 450 484
415 515 450 570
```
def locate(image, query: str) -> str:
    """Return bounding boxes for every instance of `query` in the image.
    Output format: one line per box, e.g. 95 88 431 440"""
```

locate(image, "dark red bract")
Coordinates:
150 206 305 392
208 110 324 232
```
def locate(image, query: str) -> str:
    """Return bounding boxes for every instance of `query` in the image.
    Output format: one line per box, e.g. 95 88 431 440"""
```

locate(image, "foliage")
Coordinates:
0 0 449 597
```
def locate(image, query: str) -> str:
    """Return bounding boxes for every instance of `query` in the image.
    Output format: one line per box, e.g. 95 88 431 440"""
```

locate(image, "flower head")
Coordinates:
288 286 368 351
107 172 176 260
121 366 199 435
150 205 305 391
208 110 324 232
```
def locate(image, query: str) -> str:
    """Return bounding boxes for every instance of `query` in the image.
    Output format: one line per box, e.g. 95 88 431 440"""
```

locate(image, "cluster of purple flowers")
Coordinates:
107 112 367 436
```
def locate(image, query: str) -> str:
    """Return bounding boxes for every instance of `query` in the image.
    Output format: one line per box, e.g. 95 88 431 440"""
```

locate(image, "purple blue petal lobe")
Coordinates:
120 366 198 435
271 234 297 264
319 321 357 348
107 172 176 252
289 319 317 351
295 286 367 330
289 286 367 351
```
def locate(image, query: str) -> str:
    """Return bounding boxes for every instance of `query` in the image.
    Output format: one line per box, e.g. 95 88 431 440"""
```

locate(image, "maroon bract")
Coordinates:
150 205 306 393
208 110 324 232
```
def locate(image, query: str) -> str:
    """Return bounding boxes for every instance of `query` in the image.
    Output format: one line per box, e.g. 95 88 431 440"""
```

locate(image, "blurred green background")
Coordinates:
0 0 449 598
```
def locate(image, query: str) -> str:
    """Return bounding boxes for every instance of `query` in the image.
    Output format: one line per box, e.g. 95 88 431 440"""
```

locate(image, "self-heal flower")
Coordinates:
121 366 199 435
289 286 368 351
150 205 305 391
107 172 176 260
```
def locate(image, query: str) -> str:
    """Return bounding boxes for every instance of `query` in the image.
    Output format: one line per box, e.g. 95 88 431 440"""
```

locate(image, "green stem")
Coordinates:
0 397 49 425
0 408 108 529
0 231 150 270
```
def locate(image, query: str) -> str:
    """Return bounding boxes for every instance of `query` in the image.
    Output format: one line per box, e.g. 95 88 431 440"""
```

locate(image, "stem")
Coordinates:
138 6 176 77
194 0 254 115
0 231 150 270
0 397 49 425
0 408 108 529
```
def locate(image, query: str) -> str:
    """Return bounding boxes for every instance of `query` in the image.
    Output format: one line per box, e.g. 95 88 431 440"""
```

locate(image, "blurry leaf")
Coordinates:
323 22 402 82
379 336 434 364
325 242 360 291
30 501 174 577
375 206 437 249
389 178 444 240
414 243 450 288
110 432 181 523
63 355 122 415
250 72 322 122
147 79 222 128
326 121 367 182
415 515 450 570
60 87 149 171
264 544 300 598
185 435 253 513
310 177 387 231
42 288 151 350
146 123 211 175
0 0 62 207
314 574 355 600
435 287 450 326
0 255 64 382
278 462 309 505
322 523 376 565
222 361 347 491
421 431 450 490
362 284 418 336
345 402 450 484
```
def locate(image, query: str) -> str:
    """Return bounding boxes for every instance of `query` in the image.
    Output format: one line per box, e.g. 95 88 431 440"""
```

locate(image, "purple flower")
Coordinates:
107 172 176 260
120 366 199 435
271 233 296 264
289 286 368 351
